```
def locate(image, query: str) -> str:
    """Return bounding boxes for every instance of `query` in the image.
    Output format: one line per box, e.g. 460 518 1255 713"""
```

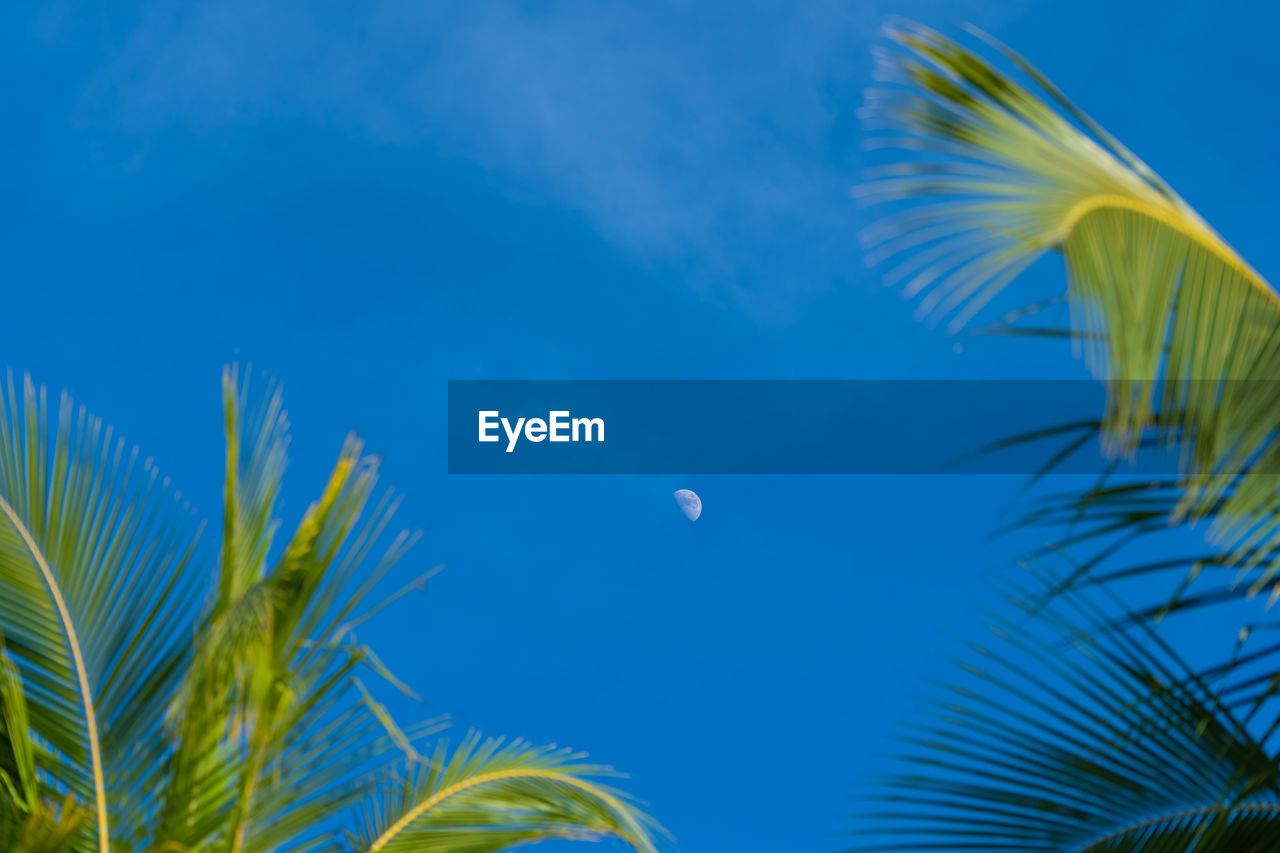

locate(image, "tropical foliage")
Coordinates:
863 571 1280 852
0 367 658 852
857 20 1280 851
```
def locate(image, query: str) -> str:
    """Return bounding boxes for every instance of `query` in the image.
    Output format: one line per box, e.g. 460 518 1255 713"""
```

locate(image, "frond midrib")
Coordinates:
0 495 109 852
1073 799 1280 853
364 767 650 853
1061 194 1275 305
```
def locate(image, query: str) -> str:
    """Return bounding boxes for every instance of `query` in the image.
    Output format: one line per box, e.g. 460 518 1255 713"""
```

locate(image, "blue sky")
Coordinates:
4 1 1280 850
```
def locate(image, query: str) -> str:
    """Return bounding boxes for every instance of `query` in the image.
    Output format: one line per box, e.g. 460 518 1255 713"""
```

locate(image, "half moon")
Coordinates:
673 489 702 522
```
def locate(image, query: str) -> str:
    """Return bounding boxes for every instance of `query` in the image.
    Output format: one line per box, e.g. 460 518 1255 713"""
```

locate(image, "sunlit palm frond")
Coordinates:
242 698 447 852
0 374 206 852
861 20 1280 575
156 369 292 851
0 641 85 853
349 734 660 853
267 433 420 675
226 437 424 853
161 376 514 853
218 365 289 616
0 366 660 853
0 640 38 816
855 572 1280 852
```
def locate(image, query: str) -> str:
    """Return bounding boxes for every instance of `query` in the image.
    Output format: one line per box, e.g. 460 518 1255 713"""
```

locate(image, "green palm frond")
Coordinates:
230 440 422 853
349 734 659 853
219 365 289 615
156 369 292 851
856 573 1280 852
155 378 434 853
0 639 38 815
0 366 658 853
0 639 86 853
860 21 1280 576
0 794 89 853
0 374 206 852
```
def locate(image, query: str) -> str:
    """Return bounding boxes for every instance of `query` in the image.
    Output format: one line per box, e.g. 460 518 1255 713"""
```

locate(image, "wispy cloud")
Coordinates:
91 5 850 256
52 0 1012 314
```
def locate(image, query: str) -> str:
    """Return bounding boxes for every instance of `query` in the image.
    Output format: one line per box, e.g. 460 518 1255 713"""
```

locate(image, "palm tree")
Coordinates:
0 366 659 853
855 20 1280 850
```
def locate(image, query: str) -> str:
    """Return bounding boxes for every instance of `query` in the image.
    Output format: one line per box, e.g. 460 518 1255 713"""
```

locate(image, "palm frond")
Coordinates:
0 641 86 853
162 377 443 853
229 438 423 853
861 21 1280 574
855 571 1280 852
156 369 292 851
0 794 88 853
0 366 658 853
0 638 38 814
349 734 660 853
0 374 206 851
218 365 289 616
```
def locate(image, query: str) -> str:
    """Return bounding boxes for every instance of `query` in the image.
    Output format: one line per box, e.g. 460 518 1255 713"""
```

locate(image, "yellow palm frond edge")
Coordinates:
354 736 660 853
860 20 1280 584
